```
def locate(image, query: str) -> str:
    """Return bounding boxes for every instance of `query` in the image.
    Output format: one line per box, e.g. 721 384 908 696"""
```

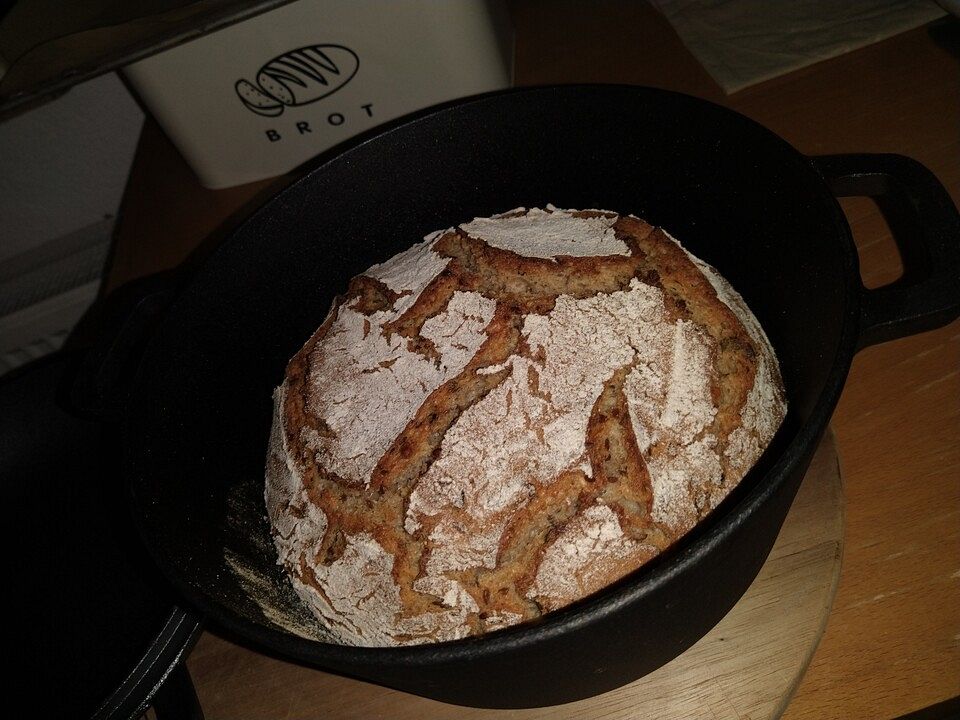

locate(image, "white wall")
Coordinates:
0 72 144 263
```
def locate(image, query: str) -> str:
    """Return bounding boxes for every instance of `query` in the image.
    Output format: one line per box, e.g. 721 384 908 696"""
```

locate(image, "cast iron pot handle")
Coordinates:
812 153 960 350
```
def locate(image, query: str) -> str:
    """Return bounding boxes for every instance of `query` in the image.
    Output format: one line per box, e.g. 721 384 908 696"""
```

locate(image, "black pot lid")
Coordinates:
1 352 201 719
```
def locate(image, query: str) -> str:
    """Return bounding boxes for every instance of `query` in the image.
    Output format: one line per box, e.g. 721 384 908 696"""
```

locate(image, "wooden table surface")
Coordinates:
107 4 960 718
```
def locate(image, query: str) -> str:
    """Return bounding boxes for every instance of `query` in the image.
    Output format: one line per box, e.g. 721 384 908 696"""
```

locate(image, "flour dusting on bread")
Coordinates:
265 206 787 646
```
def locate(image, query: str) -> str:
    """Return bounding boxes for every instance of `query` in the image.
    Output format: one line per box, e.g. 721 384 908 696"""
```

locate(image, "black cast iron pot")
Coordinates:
121 86 960 708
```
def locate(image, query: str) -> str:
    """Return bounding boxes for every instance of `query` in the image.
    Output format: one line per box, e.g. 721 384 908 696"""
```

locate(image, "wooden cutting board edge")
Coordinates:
186 430 845 720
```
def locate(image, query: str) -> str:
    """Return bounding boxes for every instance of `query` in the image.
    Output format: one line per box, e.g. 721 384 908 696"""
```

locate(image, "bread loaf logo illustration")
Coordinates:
235 45 359 117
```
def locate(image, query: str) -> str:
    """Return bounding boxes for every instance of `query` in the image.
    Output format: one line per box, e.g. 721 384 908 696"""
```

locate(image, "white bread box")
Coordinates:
124 0 512 188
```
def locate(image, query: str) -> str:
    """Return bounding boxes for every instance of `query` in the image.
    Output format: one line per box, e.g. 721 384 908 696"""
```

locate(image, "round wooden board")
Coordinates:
187 431 844 719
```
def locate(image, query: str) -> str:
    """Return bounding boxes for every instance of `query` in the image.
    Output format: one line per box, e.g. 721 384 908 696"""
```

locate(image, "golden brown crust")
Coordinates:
268 207 785 646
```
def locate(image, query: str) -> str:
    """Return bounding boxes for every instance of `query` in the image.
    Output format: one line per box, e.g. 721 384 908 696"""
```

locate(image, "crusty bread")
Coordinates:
265 206 786 646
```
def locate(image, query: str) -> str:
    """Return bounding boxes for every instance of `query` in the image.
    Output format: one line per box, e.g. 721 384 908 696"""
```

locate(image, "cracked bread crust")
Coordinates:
265 206 787 646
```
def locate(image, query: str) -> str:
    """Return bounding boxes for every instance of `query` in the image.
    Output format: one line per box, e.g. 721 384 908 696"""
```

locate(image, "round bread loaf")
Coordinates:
265 206 786 646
